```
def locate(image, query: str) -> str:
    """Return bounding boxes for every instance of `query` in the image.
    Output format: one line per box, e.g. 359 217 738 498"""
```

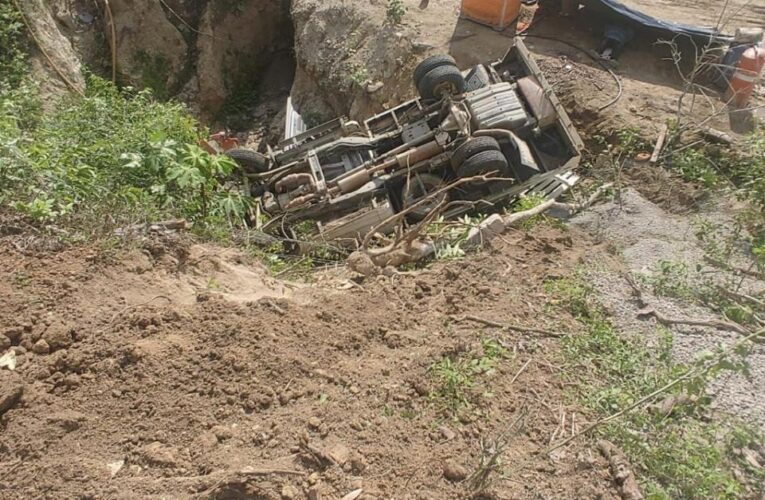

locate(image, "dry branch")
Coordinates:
626 275 750 335
704 255 765 280
349 182 614 274
454 314 566 338
599 440 644 500
548 326 765 453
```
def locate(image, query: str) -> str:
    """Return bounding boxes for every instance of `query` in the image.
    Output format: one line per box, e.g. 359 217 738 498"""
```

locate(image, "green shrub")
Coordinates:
386 0 406 24
0 0 27 90
2 76 249 227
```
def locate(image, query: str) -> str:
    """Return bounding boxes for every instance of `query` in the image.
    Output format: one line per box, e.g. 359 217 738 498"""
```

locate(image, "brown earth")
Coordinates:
0 222 624 499
619 0 765 30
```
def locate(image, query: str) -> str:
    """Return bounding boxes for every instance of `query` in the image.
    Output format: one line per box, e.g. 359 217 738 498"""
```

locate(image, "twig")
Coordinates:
454 314 566 338
704 255 765 280
361 174 506 249
509 359 532 386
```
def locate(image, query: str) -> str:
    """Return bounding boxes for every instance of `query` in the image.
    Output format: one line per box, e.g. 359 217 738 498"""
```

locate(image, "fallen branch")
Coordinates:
547 326 765 453
704 255 765 280
454 314 566 338
599 440 644 500
626 275 750 335
114 219 190 236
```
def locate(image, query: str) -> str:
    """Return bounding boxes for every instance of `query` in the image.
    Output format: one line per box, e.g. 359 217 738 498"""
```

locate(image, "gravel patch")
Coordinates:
571 188 765 427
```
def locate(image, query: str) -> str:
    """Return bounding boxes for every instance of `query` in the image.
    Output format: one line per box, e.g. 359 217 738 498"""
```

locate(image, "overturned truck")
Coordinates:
228 38 584 247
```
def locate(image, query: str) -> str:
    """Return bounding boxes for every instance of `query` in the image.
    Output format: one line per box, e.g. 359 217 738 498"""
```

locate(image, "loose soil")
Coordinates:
0 224 622 499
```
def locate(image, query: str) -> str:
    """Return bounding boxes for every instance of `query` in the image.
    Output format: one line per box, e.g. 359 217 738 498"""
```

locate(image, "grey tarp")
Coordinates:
583 0 733 43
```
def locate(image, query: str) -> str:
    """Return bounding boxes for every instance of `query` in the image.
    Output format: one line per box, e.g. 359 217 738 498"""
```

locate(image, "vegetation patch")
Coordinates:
429 339 508 417
546 272 765 498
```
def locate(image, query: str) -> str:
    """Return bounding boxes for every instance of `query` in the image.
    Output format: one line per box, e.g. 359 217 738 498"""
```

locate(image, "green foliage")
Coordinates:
386 0 407 24
547 273 764 498
430 339 507 415
349 64 369 87
0 0 27 90
1 76 250 230
666 129 765 269
134 52 171 100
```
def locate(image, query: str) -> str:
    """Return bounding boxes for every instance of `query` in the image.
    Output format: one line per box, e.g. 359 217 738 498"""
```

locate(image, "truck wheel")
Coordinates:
451 137 502 170
417 65 466 101
225 148 269 174
458 149 509 178
402 173 447 221
413 54 458 87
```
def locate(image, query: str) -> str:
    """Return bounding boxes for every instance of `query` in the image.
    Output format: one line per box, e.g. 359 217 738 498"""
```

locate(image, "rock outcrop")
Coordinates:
109 0 189 97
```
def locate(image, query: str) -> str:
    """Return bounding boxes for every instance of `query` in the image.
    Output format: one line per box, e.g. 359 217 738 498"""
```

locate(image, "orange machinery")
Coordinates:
460 0 523 31
727 43 765 108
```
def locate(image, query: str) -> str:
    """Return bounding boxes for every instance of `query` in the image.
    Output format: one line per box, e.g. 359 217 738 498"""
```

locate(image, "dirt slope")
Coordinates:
0 226 620 499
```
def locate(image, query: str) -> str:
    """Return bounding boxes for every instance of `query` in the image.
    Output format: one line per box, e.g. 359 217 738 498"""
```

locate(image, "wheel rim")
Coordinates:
433 81 459 99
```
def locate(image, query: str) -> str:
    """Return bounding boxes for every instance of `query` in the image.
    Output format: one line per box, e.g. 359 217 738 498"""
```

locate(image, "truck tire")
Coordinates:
458 149 509 178
417 65 466 101
413 54 458 87
451 137 502 170
225 148 268 174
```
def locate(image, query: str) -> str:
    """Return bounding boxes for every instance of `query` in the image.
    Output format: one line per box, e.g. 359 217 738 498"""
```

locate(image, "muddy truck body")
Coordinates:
228 38 584 246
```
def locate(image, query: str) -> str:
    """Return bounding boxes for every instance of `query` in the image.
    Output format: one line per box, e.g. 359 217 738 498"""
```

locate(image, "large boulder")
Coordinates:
17 0 86 98
290 0 464 122
108 0 189 97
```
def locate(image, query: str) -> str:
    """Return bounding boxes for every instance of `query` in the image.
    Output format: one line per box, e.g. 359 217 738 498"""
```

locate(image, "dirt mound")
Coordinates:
0 226 621 498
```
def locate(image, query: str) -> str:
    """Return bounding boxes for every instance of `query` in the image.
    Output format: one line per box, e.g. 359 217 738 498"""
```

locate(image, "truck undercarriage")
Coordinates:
226 38 584 247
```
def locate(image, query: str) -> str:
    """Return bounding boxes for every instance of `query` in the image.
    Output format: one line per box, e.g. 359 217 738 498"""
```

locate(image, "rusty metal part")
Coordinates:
285 193 318 210
275 173 315 193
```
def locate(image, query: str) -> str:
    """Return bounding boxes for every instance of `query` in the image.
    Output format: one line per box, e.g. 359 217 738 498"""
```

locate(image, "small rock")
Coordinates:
212 425 233 441
308 485 322 500
308 416 322 430
139 441 185 468
307 472 320 485
32 339 50 355
438 425 456 441
349 385 360 395
328 443 350 465
366 81 384 93
44 322 74 350
281 484 297 499
197 431 219 449
0 372 24 417
442 461 468 482
0 350 17 371
2 327 22 343
107 459 125 478
63 373 81 388
0 335 10 351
